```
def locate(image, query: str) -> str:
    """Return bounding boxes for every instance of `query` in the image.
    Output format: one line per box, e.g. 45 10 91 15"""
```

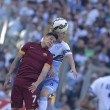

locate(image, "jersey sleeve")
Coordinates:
63 43 72 56
44 53 53 68
19 42 31 55
88 79 100 97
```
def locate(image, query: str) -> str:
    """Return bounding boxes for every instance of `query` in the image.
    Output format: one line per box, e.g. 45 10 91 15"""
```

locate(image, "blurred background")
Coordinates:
0 0 110 110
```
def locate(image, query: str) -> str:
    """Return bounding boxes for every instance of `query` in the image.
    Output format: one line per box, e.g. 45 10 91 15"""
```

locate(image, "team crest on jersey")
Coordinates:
43 53 47 56
55 46 62 49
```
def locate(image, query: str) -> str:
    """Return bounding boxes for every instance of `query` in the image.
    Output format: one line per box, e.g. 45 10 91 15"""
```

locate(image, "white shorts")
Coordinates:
37 78 58 94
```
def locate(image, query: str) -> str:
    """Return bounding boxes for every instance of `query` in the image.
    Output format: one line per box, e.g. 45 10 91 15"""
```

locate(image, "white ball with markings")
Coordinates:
51 18 68 34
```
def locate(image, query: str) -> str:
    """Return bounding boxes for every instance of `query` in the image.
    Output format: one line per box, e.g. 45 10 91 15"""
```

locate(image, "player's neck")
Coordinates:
57 40 62 43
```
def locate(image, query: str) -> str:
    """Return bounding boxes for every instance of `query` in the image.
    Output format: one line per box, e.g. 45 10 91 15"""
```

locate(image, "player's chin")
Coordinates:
47 44 52 48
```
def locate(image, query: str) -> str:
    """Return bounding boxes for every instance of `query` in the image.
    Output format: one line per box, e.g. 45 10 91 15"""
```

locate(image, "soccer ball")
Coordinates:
51 18 68 34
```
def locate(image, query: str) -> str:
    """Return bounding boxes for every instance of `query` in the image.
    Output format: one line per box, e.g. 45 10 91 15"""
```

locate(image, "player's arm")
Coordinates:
80 86 96 110
4 42 31 88
4 53 23 88
80 78 98 109
65 54 77 78
35 65 50 87
48 66 55 77
29 64 51 93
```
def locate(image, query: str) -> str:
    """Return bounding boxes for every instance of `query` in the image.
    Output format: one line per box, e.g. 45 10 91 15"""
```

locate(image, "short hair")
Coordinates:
46 32 58 40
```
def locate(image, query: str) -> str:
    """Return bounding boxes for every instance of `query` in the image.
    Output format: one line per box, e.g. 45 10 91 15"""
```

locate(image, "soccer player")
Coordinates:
4 32 58 110
80 74 110 110
31 29 77 110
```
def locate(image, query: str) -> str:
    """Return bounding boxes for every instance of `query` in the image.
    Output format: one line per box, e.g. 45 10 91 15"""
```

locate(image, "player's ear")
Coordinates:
42 36 46 41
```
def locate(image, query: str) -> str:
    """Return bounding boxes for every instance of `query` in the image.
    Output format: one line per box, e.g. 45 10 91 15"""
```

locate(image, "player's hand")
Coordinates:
28 82 37 93
4 74 11 89
70 69 77 79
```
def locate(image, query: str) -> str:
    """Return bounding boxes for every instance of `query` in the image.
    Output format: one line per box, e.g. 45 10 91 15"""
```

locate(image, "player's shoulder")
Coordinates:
98 76 110 80
29 42 42 46
61 41 70 48
95 77 104 82
92 77 103 86
93 76 109 84
102 76 110 81
61 41 69 45
25 41 35 45
22 42 33 47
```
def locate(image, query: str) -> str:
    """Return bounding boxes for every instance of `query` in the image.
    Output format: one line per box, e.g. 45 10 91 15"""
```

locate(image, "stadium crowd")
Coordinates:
0 0 110 110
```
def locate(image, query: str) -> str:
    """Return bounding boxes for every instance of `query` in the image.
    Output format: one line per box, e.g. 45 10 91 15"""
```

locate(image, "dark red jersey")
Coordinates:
14 42 53 88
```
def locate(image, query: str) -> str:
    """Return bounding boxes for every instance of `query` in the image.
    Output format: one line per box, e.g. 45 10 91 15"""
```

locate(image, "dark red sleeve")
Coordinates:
19 42 31 55
44 53 53 68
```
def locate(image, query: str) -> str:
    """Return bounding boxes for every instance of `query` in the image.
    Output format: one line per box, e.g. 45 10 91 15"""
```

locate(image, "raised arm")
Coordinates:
4 53 23 88
65 54 77 78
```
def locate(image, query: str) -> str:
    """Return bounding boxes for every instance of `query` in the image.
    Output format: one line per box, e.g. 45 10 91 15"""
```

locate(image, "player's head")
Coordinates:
50 30 67 41
43 32 58 48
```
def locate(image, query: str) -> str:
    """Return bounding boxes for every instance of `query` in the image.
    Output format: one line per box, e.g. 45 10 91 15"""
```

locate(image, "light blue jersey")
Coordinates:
48 41 72 81
38 41 72 94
